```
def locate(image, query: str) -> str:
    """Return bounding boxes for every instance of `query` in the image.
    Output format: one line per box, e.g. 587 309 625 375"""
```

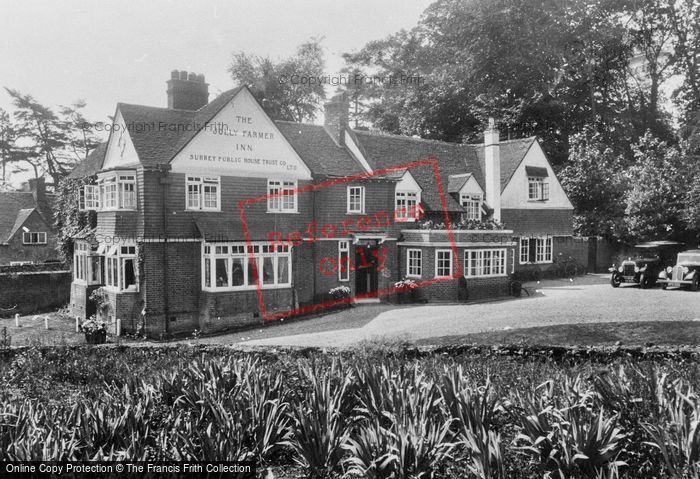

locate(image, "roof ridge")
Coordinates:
352 128 471 147
467 136 537 147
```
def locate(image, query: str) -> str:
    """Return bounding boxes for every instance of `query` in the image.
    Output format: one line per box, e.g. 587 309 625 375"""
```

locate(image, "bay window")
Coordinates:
95 171 137 211
186 176 220 210
202 242 292 291
465 249 506 277
104 244 138 291
74 241 102 285
267 179 297 213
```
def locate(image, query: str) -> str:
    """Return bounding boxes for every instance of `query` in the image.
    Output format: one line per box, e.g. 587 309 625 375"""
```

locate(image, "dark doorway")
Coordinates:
355 243 379 297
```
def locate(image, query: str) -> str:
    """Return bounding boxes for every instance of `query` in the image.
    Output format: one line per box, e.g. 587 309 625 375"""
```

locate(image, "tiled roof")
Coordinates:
67 142 107 179
118 103 196 167
447 174 472 194
473 137 537 192
0 192 54 243
350 130 485 211
275 122 365 177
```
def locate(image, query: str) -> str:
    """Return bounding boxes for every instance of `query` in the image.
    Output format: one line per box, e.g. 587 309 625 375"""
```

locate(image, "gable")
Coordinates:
7 209 51 242
170 88 312 180
459 176 484 198
396 171 422 192
102 109 140 170
501 140 573 209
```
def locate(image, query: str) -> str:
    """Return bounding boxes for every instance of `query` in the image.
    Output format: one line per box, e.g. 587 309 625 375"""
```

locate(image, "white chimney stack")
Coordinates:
484 118 501 222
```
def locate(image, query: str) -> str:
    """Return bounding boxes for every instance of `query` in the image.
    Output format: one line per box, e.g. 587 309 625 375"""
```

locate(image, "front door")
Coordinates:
355 243 379 297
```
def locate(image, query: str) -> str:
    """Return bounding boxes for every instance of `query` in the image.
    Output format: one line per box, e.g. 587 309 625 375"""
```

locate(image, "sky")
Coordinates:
0 0 433 124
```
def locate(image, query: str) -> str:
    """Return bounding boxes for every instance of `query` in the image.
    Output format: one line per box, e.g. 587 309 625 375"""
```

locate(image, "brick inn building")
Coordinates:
68 70 576 337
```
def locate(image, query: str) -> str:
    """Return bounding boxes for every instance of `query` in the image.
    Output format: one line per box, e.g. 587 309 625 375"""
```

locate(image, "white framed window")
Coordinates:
97 171 137 211
339 240 350 281
347 186 364 214
519 237 530 264
118 174 136 209
407 249 422 278
435 249 453 277
23 232 47 245
395 191 420 221
74 241 102 285
186 176 220 211
80 185 100 211
465 249 507 277
267 179 298 213
104 244 138 291
528 177 549 201
202 242 292 291
460 194 482 220
535 237 552 263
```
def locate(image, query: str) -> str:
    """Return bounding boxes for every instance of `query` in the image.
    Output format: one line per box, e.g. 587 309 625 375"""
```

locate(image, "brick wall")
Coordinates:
501 208 573 236
0 270 71 317
0 212 59 265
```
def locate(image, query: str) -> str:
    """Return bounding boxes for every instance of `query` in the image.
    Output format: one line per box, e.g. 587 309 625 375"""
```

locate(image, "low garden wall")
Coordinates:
0 269 72 317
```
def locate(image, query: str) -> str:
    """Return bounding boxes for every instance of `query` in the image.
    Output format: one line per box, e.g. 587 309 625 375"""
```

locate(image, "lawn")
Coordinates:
416 320 700 348
0 310 87 347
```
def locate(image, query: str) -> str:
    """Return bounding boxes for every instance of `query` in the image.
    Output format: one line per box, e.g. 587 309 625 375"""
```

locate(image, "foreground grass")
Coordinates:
1 344 700 478
417 320 700 348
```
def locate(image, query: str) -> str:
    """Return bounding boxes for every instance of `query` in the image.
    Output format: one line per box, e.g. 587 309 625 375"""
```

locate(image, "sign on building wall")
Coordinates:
170 89 312 179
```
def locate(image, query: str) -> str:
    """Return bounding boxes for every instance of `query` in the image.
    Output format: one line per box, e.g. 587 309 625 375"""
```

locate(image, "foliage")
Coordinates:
2 89 100 185
418 218 504 231
228 38 326 123
79 315 106 334
394 278 418 291
88 287 111 320
328 286 351 300
53 176 96 262
2 346 700 478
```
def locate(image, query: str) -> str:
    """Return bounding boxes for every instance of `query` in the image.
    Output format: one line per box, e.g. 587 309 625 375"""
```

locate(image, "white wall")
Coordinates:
500 141 572 209
101 109 140 170
170 88 312 180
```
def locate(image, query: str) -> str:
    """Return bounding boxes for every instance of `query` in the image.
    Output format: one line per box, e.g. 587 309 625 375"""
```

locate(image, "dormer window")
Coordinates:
460 194 482 220
395 191 420 221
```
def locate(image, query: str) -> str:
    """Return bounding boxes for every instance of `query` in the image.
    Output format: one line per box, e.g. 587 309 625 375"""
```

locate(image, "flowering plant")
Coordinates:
394 278 418 290
81 315 107 334
329 286 351 299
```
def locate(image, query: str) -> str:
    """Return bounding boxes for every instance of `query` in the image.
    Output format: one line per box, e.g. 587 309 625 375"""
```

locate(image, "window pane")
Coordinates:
204 258 211 287
215 258 229 287
247 258 258 285
277 256 289 284
89 256 101 283
231 258 245 286
123 258 136 289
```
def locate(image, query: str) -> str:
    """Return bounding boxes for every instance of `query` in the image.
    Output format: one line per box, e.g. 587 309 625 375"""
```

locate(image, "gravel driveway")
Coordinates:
238 274 700 347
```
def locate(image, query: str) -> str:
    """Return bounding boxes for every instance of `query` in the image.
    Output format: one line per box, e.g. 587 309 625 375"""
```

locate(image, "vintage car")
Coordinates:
610 241 684 288
657 249 700 291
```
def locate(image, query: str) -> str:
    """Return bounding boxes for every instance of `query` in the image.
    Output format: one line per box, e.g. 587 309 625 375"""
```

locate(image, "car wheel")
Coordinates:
691 276 699 292
662 283 668 290
610 274 621 288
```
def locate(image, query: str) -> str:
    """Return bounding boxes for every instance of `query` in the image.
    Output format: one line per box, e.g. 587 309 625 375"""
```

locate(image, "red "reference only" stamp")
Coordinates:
237 158 459 321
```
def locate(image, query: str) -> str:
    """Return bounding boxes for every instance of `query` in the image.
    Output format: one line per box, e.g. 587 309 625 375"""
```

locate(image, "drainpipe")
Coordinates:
158 164 172 337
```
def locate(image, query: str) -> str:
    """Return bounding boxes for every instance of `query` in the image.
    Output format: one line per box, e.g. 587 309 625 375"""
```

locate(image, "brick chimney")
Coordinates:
324 92 349 145
166 70 209 110
28 177 51 221
484 118 501 222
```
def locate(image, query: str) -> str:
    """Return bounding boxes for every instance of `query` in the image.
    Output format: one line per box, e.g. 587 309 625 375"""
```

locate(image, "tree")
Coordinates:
559 126 630 241
4 89 100 186
622 133 689 241
228 38 326 122
668 0 700 119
